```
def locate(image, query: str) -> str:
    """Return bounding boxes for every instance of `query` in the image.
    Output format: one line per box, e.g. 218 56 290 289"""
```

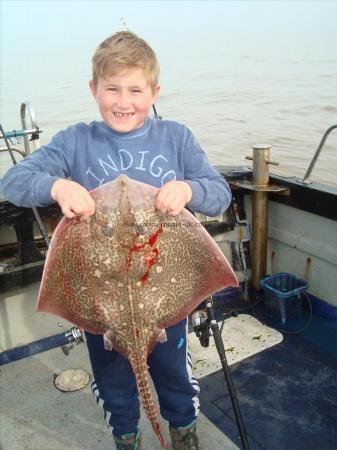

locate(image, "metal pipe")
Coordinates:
252 145 271 186
20 102 40 155
300 124 337 184
250 145 271 290
0 128 43 140
251 190 269 289
0 147 26 157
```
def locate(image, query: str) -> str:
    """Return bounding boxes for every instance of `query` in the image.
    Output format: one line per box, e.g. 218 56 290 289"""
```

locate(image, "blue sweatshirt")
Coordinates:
1 118 231 217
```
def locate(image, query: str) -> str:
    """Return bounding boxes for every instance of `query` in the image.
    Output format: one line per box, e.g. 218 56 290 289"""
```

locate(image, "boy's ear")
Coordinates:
153 84 160 102
89 80 97 97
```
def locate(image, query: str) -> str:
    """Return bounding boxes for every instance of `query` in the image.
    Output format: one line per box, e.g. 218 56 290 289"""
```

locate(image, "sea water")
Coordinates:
1 1 336 186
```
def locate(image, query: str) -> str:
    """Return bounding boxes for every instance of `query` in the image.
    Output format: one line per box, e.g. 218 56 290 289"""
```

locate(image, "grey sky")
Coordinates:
2 1 337 60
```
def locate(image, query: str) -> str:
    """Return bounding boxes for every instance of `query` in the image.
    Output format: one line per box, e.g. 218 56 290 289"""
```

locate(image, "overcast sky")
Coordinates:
2 1 337 60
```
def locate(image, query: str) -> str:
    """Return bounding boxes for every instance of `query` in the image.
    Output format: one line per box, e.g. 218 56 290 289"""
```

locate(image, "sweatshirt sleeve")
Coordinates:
182 128 231 217
1 129 74 207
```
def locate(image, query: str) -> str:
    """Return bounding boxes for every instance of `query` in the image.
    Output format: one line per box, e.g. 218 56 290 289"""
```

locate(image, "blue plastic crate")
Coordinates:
260 273 308 327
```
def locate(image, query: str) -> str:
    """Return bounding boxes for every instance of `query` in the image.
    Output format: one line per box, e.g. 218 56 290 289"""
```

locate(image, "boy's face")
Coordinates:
90 68 160 133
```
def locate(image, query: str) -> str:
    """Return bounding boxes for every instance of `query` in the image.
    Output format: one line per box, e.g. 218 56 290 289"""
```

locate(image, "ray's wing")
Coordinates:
123 209 238 332
37 217 119 334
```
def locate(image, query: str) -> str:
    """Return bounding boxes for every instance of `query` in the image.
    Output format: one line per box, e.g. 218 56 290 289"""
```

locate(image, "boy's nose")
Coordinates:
116 91 130 109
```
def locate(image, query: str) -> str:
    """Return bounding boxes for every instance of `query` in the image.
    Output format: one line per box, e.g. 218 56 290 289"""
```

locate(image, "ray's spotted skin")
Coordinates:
37 174 238 448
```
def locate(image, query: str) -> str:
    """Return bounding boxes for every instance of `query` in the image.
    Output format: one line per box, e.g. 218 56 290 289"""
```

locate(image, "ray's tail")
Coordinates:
130 350 168 449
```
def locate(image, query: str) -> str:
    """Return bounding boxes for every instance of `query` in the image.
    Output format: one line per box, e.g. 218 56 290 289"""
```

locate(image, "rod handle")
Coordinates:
0 330 81 366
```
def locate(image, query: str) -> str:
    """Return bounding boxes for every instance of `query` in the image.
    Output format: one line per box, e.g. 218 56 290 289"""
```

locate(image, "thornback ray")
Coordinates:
37 174 238 448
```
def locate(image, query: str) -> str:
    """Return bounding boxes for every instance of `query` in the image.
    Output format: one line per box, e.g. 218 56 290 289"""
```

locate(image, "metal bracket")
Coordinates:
230 180 290 195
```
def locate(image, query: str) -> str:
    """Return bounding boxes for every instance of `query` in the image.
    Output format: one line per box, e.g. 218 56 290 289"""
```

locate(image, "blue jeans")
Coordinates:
85 319 200 436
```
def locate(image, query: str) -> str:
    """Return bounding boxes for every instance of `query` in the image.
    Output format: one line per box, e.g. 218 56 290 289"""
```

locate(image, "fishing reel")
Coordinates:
191 297 238 348
191 305 212 348
191 309 212 348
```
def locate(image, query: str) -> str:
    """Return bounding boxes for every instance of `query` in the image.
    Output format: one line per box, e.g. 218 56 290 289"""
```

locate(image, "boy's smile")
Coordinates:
90 68 160 133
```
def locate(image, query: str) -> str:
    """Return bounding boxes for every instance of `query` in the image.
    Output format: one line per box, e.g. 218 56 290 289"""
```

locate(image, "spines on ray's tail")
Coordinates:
129 348 168 449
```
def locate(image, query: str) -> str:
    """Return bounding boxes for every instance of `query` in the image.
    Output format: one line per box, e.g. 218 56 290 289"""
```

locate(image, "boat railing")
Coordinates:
0 102 43 157
0 102 49 247
0 146 26 158
300 124 337 184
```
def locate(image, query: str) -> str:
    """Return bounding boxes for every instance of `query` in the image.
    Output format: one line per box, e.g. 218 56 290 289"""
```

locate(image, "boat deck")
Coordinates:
199 297 337 450
0 286 336 449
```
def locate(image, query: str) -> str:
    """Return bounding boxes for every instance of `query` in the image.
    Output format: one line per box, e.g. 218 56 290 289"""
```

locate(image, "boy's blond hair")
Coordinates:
92 31 160 92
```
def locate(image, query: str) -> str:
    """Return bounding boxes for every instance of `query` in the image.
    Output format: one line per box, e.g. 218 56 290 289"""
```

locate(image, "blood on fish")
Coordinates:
127 226 163 284
148 224 163 246
141 248 159 285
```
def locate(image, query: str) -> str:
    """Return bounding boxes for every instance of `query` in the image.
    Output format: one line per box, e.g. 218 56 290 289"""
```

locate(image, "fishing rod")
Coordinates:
0 325 83 366
152 104 162 120
153 97 250 448
192 297 251 450
150 98 250 448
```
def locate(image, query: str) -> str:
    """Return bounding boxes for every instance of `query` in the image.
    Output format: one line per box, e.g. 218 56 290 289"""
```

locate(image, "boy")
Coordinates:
1 31 231 450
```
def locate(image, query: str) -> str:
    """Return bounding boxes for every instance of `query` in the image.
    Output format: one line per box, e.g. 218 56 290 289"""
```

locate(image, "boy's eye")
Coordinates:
131 89 142 94
107 87 118 92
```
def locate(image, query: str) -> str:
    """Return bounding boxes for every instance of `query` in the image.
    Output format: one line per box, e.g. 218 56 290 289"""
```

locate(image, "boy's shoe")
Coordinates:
113 430 142 450
169 421 204 450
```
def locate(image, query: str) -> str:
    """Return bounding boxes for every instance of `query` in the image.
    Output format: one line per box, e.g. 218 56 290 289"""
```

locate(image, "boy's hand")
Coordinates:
155 180 192 216
51 179 96 219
